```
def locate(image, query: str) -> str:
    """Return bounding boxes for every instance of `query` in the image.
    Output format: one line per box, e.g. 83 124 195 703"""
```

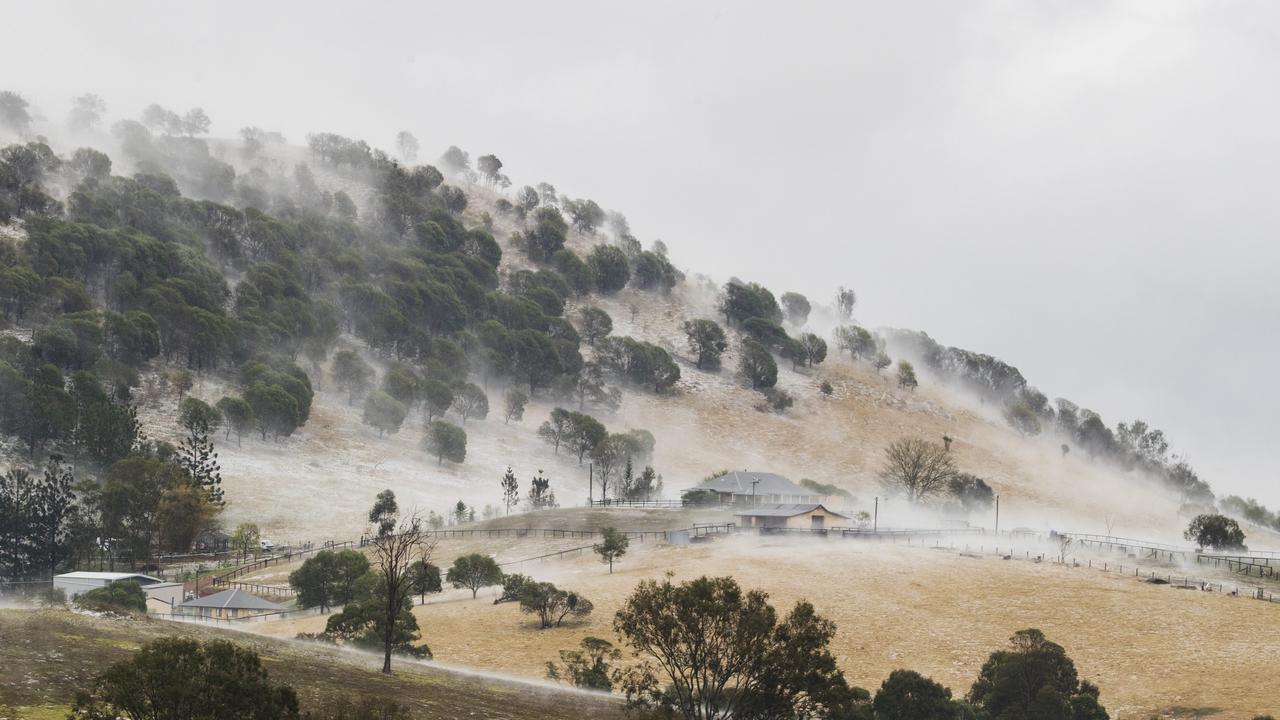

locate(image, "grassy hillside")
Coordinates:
138 271 1191 544
243 530 1280 719
110 172 1200 545
0 609 639 720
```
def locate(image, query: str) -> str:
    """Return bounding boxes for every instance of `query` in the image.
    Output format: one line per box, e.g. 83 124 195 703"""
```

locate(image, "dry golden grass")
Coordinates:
249 533 1280 720
0 609 637 720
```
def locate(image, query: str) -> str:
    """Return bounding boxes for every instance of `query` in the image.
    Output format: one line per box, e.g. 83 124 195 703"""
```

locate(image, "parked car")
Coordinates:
259 539 275 553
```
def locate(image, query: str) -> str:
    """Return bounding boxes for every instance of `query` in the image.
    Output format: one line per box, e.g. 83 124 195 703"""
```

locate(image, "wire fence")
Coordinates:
212 579 298 597
1063 533 1280 580
498 543 597 569
586 499 684 509
495 524 739 570
201 524 735 599
1062 533 1192 553
944 539 1280 604
0 578 53 599
725 525 1280 606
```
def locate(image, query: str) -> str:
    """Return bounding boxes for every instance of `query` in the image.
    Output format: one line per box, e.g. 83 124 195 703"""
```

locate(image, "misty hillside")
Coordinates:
0 91 1276 549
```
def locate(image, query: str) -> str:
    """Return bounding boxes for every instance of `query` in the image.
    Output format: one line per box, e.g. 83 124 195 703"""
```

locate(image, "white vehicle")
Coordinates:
259 539 275 553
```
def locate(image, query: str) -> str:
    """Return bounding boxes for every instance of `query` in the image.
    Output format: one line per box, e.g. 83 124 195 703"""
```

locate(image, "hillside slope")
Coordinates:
0 124 1223 550
0 609 637 719
124 176 1189 543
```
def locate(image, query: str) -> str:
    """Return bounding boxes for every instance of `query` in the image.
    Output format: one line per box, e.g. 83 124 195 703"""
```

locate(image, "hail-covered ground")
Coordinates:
128 146 1271 546
239 525 1280 719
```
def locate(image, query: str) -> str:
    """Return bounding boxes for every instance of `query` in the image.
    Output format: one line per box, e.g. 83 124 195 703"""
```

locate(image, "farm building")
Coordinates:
687 471 823 505
194 528 231 553
53 571 184 610
735 503 850 530
141 582 185 611
53 571 163 599
177 588 286 619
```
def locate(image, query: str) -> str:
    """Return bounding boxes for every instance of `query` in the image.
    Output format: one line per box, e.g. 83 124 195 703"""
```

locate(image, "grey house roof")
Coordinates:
734 503 850 519
690 471 817 497
180 589 286 612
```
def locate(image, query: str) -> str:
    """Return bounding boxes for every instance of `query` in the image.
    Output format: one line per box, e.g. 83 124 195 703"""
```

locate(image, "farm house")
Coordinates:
686 471 823 505
177 589 286 619
735 503 850 530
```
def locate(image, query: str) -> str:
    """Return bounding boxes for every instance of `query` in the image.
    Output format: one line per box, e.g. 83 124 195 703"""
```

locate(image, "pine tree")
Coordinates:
33 455 76 579
0 468 37 579
501 467 519 515
528 470 557 509
620 457 634 500
177 421 224 507
0 458 79 580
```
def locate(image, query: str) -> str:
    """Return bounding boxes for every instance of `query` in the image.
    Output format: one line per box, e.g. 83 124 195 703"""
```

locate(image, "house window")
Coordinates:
811 515 824 528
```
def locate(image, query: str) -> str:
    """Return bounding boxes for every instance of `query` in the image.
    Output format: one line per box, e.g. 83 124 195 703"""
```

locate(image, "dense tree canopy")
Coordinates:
682 319 728 370
1184 513 1247 551
968 629 1109 720
737 338 777 390
718 280 782 326
614 575 860 719
596 336 680 392
289 549 370 612
71 637 301 720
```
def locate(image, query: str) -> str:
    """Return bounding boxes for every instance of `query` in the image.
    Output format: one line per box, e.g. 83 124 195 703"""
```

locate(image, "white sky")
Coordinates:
6 1 1279 505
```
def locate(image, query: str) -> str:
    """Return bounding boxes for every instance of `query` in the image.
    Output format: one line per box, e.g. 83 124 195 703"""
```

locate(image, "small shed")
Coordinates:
53 571 163 600
178 589 286 619
735 503 850 530
142 582 185 611
194 529 231 553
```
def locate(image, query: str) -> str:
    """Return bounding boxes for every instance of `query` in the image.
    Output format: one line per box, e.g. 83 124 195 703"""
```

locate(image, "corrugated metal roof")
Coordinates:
733 503 850 519
55 571 163 584
689 471 818 496
179 589 286 611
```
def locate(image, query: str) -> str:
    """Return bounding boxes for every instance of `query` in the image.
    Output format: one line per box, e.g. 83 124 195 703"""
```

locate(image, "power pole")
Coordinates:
588 463 594 506
994 495 1000 537
873 496 879 532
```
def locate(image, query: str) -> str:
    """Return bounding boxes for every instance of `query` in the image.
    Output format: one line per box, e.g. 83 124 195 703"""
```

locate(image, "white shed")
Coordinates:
53 571 164 600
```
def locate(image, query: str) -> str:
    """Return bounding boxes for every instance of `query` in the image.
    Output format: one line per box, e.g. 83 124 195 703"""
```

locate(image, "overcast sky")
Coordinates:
7 1 1279 504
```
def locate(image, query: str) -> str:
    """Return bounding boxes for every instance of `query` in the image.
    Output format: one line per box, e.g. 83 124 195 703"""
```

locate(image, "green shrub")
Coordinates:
680 488 719 507
74 580 146 614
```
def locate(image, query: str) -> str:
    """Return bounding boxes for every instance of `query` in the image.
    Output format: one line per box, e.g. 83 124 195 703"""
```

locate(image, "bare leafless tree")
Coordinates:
368 510 428 674
1057 535 1073 564
879 437 955 502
